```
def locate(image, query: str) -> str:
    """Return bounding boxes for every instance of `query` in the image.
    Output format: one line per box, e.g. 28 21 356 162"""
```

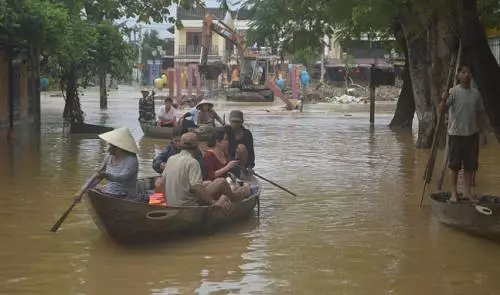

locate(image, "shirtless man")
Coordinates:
439 65 486 202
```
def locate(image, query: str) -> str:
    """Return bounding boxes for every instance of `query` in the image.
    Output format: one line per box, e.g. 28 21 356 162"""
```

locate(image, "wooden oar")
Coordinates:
50 171 103 233
419 50 460 208
436 44 462 192
436 135 450 191
253 172 297 197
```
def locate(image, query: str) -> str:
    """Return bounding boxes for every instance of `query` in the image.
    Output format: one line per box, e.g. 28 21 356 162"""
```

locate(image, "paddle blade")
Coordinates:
50 202 77 232
49 173 101 233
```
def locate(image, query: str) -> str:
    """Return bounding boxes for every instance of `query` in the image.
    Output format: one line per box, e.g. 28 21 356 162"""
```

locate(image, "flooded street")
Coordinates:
2 85 500 295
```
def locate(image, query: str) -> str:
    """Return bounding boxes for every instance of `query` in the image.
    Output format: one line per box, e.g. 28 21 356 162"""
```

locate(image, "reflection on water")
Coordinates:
1 86 500 295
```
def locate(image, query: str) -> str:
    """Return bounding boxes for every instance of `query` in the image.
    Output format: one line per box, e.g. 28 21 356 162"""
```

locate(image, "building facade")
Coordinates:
174 7 251 67
0 48 38 129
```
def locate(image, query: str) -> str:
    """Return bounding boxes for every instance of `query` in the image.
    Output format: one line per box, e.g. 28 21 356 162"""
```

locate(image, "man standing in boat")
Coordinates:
440 65 486 203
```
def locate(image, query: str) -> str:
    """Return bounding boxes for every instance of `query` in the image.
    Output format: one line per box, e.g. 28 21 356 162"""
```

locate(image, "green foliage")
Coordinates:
0 0 69 51
478 0 500 29
46 16 98 87
293 48 319 68
246 0 359 55
140 30 169 78
92 22 134 80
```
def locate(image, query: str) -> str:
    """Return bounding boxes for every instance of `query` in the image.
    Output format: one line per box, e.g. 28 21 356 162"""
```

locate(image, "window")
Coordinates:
186 32 201 47
186 32 202 54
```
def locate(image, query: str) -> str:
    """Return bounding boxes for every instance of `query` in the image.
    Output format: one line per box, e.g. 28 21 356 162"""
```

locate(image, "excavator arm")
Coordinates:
199 13 246 80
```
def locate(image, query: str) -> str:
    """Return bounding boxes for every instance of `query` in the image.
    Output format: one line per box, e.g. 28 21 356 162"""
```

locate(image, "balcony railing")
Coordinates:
177 45 219 56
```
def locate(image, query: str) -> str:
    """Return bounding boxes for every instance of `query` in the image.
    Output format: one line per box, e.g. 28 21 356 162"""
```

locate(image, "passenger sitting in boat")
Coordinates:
196 100 224 127
152 126 205 177
97 127 139 199
162 132 256 208
186 96 199 124
176 97 199 134
224 110 255 179
138 89 155 122
203 129 254 198
157 96 178 127
203 129 240 181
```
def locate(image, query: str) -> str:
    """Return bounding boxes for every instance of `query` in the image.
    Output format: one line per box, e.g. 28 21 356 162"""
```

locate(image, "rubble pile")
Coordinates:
302 82 401 104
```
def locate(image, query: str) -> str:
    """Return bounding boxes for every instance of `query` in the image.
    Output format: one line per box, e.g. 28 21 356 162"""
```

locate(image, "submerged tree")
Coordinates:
247 0 500 147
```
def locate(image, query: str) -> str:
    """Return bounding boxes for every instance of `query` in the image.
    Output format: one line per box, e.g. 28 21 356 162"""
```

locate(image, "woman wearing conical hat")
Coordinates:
196 100 224 127
97 127 140 199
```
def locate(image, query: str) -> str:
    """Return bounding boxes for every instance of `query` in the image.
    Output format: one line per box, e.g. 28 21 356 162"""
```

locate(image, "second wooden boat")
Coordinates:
139 121 175 139
140 121 217 141
70 123 114 134
430 191 500 241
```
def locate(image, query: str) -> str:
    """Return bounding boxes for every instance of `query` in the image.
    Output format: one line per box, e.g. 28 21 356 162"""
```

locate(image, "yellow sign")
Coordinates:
486 28 500 38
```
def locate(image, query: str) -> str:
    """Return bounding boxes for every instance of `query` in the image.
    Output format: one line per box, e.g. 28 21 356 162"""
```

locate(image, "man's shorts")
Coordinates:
448 132 479 171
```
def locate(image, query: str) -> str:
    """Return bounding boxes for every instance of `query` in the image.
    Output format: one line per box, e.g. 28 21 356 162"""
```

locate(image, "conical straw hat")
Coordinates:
196 99 214 110
98 127 139 154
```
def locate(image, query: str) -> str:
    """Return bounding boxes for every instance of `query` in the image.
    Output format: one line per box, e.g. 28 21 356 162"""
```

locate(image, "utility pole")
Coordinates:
137 25 143 86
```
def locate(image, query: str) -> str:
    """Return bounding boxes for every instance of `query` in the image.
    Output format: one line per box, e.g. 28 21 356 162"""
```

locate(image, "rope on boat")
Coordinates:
475 205 493 216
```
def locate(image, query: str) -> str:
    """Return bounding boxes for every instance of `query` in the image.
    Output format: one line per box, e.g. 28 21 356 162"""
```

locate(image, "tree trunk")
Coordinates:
33 45 41 131
389 22 415 129
427 14 458 108
62 68 84 124
99 69 107 109
457 0 500 140
402 27 435 148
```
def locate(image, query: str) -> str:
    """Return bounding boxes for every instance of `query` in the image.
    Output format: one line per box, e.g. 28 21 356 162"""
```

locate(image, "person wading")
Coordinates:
439 65 487 203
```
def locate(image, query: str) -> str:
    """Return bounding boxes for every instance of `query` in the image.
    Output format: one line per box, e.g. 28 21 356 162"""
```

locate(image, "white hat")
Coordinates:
196 99 214 110
98 127 139 154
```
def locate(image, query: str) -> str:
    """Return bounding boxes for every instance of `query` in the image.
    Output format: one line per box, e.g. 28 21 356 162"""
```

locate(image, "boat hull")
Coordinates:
70 123 113 134
86 177 261 245
430 192 500 241
140 122 215 141
139 122 174 139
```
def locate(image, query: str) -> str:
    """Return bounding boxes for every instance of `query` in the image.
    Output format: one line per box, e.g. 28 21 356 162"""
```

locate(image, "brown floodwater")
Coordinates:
1 85 500 295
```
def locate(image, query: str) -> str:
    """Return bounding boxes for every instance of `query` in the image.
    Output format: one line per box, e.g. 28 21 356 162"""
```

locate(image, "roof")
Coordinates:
176 7 252 21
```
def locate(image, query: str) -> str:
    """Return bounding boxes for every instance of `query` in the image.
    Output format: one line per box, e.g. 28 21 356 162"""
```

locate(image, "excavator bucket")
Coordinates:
198 62 226 80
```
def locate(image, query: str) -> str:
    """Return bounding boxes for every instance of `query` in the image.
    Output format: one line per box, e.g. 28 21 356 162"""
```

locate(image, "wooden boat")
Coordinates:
430 191 500 241
70 123 113 134
86 176 262 245
140 121 217 141
139 121 175 139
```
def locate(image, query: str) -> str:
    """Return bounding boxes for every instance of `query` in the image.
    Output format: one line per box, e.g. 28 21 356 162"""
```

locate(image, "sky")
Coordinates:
122 0 228 39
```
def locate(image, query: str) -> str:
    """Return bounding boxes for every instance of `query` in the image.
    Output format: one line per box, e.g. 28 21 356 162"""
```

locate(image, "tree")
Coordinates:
0 0 70 126
140 30 169 83
91 22 134 108
247 0 500 147
82 0 204 108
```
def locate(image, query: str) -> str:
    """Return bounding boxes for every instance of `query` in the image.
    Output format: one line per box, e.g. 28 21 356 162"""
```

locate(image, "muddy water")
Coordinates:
1 86 500 295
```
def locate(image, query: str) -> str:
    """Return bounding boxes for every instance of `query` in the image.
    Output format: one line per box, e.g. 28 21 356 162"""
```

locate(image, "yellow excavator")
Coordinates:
198 13 275 102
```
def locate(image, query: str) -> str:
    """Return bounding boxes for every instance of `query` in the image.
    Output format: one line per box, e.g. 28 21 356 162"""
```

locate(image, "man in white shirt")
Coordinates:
157 97 178 127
